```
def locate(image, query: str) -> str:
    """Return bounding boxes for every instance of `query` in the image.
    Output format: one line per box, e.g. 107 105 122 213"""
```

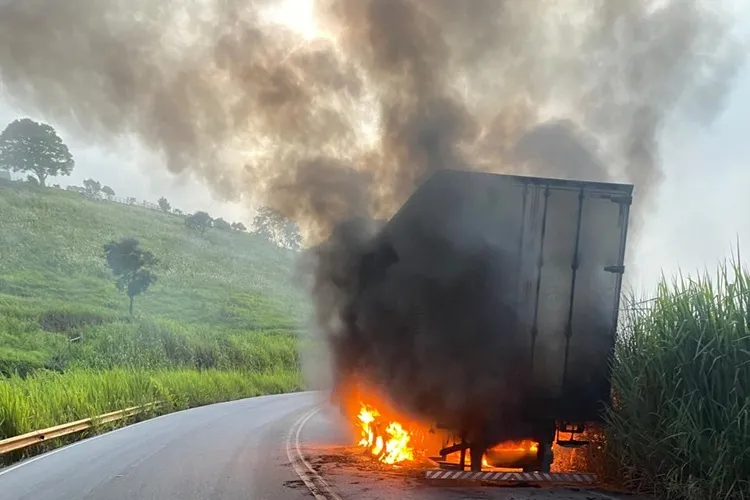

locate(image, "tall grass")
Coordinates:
0 368 302 453
605 261 750 499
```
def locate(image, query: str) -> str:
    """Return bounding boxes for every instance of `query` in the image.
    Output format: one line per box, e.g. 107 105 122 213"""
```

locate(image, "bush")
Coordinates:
39 308 112 333
605 261 750 500
64 319 300 374
0 348 48 377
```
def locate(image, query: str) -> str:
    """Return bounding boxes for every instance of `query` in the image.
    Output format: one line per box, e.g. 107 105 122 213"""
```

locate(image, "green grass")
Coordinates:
0 182 309 455
604 261 750 500
0 183 309 376
0 367 302 459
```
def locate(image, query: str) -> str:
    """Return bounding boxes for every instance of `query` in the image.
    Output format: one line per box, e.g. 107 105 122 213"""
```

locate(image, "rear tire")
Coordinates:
521 440 553 473
533 421 556 473
470 445 484 472
536 442 554 473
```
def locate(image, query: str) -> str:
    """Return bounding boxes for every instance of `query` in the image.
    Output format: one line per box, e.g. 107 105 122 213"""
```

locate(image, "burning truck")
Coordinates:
322 169 633 474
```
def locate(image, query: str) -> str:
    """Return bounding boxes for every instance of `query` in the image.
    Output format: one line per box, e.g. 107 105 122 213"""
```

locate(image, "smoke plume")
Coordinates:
0 0 744 438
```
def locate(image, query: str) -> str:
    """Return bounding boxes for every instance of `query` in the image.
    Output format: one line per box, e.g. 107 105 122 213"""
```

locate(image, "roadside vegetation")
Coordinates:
0 368 300 439
602 261 750 500
0 167 308 460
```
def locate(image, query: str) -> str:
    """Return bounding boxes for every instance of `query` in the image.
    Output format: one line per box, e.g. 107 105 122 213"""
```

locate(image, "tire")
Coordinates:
537 441 554 473
534 421 556 473
470 445 484 472
522 441 553 473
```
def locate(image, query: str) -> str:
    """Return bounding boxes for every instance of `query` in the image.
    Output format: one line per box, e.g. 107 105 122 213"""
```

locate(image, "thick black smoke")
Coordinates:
314 191 538 445
0 0 744 436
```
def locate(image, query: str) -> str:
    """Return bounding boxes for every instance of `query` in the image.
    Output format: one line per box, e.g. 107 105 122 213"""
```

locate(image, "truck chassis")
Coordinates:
438 421 589 472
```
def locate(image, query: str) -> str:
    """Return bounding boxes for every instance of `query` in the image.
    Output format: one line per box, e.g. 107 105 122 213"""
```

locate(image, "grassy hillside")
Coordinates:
0 182 309 444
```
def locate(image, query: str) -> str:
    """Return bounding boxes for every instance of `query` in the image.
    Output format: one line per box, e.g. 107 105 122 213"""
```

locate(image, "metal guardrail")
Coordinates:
0 403 159 455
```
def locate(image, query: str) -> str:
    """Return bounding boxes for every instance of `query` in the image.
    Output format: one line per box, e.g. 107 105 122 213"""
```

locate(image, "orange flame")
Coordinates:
356 403 414 464
489 440 539 454
349 393 541 469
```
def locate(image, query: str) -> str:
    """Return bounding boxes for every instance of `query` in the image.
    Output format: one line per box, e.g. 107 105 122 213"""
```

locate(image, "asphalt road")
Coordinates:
1 392 644 500
0 392 326 500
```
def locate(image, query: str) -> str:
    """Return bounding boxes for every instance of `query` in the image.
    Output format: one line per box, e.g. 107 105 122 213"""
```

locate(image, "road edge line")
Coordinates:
287 406 343 500
0 392 309 478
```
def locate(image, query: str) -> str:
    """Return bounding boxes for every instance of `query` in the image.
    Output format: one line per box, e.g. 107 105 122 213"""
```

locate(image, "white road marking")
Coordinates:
286 406 343 500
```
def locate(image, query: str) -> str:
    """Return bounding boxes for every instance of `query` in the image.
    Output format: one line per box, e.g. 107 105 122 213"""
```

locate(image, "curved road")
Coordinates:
1 392 641 500
1 392 327 500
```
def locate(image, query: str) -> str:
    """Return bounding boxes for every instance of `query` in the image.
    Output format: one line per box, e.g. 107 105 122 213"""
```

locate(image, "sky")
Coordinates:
1 0 749 295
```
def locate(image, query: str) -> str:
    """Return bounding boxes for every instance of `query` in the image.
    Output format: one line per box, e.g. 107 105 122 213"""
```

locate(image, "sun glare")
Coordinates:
265 0 321 41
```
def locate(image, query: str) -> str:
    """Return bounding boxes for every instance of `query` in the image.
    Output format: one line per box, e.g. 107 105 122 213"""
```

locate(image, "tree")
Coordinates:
252 206 302 250
280 222 302 250
103 238 158 315
231 222 247 232
0 118 74 186
252 206 277 241
83 178 101 199
185 211 212 236
173 208 183 215
158 197 171 212
213 217 231 230
101 185 115 200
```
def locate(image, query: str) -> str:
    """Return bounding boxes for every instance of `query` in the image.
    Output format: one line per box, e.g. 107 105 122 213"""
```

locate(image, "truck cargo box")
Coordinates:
377 169 633 424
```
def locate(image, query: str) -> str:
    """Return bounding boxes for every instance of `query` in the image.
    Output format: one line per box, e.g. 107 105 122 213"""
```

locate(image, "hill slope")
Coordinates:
0 183 309 376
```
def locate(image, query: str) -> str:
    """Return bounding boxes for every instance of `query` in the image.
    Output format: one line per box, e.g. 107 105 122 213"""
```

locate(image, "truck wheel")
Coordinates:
470 445 484 472
525 421 556 473
522 441 553 473
537 442 553 473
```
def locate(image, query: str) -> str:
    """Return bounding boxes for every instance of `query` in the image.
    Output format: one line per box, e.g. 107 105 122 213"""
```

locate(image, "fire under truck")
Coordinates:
358 170 633 474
